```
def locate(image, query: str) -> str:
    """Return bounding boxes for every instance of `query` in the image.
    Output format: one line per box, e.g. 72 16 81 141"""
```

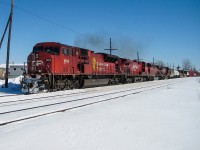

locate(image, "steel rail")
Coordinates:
0 81 181 126
0 81 180 113
0 80 176 106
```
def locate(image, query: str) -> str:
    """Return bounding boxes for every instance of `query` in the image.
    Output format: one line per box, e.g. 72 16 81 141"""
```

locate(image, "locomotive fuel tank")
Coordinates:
82 78 109 88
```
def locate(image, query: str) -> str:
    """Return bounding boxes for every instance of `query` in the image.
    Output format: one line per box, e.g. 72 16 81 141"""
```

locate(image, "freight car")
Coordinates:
21 42 173 93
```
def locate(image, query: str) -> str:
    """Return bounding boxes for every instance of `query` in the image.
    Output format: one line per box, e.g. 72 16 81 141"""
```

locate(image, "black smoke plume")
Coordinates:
74 31 107 51
74 32 145 60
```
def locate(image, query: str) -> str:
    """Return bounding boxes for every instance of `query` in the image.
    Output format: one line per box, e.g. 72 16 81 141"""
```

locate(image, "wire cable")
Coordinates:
0 1 85 37
0 2 154 63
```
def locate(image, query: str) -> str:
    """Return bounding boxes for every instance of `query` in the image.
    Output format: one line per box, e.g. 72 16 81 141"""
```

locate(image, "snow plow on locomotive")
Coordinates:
22 42 176 94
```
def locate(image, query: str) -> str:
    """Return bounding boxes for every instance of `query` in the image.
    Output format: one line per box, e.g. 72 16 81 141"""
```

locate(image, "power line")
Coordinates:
1 2 131 59
0 2 136 59
0 0 14 88
0 2 152 63
0 2 8 6
0 1 85 37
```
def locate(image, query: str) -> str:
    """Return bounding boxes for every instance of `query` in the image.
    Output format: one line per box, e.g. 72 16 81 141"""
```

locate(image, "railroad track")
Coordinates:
0 88 99 100
0 94 20 98
0 79 177 106
0 81 174 110
0 89 100 105
0 80 182 126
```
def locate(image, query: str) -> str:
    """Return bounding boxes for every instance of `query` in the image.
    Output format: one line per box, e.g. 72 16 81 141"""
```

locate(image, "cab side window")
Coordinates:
62 48 71 56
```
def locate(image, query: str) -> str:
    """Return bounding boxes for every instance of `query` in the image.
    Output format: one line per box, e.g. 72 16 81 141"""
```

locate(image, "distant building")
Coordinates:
0 68 3 79
0 64 6 79
0 63 27 79
9 64 27 78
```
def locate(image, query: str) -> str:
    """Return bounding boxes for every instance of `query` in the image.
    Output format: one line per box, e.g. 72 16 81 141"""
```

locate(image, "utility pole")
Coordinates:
0 16 10 49
5 0 14 88
135 51 143 62
104 38 118 55
177 65 181 70
137 51 139 62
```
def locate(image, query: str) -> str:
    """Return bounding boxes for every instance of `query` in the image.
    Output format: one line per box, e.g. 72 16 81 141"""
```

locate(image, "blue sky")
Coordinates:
0 0 200 69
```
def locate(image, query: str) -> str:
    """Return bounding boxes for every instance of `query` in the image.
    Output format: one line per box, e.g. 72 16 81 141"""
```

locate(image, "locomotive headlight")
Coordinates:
46 58 52 62
35 53 39 59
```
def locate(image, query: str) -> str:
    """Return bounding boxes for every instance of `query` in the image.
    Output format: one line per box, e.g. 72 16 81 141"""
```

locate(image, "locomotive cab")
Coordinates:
28 43 61 75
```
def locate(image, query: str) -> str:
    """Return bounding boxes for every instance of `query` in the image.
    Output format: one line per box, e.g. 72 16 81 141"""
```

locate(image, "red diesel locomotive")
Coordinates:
22 42 170 93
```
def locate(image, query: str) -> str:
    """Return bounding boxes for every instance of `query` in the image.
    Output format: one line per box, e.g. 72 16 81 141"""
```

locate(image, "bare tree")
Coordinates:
182 59 192 70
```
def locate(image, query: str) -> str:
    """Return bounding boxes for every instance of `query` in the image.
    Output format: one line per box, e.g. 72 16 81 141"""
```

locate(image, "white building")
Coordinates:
9 64 27 78
0 64 27 79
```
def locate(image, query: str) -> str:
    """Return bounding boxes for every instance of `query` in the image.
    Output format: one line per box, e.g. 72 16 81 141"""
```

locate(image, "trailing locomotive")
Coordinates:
22 42 173 94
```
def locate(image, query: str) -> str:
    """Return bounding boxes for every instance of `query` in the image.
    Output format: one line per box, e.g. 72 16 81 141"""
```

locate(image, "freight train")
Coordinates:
21 42 181 94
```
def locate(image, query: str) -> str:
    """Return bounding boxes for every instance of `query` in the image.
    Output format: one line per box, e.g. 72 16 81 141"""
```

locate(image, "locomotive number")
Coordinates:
64 59 70 64
132 65 138 71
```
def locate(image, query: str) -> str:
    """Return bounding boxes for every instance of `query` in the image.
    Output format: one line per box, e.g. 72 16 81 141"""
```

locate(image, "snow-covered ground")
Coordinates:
0 76 23 95
0 77 200 150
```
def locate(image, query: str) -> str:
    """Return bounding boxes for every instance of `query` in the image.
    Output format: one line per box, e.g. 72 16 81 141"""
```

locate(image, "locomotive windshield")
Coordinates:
45 46 60 55
33 46 43 52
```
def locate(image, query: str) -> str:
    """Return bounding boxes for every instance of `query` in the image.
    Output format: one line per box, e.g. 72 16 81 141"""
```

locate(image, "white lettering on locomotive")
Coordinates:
132 65 138 71
97 63 108 67
32 60 43 66
64 59 69 64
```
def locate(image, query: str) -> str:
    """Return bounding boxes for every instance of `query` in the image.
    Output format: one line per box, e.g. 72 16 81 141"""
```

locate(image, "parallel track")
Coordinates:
0 89 99 105
0 80 175 106
0 94 20 98
0 80 181 126
0 82 176 115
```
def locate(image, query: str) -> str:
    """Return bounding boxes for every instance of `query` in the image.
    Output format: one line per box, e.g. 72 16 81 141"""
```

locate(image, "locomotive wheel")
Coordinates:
53 81 59 91
64 80 70 90
114 78 119 85
127 78 132 84
53 80 63 91
107 79 111 85
132 78 135 83
108 79 115 85
65 80 74 90
73 80 80 89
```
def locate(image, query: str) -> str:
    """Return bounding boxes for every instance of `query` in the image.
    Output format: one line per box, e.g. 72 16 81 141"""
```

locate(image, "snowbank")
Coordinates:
0 76 23 95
